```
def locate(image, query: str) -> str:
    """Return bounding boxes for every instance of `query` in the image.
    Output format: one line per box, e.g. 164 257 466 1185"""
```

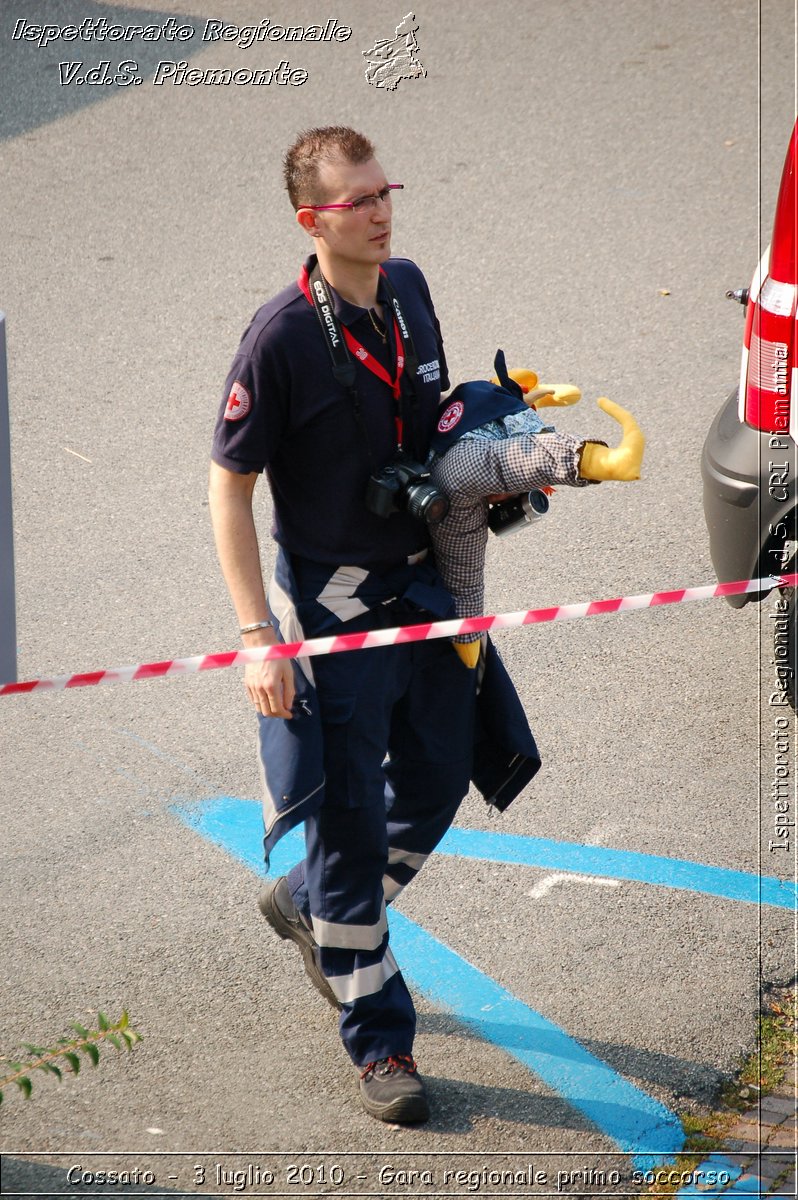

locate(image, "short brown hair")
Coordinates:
283 126 376 210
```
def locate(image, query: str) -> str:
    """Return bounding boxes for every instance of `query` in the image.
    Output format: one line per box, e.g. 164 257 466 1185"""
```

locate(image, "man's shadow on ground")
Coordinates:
415 1010 722 1134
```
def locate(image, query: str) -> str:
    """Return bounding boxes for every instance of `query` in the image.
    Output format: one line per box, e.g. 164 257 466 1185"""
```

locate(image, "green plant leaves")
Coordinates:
63 1052 80 1075
0 1011 142 1105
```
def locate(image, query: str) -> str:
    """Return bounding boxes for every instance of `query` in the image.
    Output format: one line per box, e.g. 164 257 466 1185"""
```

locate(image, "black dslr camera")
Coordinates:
366 450 449 526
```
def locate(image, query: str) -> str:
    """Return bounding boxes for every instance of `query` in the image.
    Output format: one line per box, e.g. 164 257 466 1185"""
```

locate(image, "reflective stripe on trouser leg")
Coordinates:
311 900 388 952
383 848 429 903
296 631 418 1065
303 720 417 1066
382 637 476 902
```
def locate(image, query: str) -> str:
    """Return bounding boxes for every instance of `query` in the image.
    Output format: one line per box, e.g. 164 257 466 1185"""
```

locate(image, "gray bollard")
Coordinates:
0 314 17 684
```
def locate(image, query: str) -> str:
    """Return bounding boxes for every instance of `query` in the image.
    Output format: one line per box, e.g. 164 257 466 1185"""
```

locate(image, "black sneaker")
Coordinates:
258 877 341 1011
359 1055 430 1123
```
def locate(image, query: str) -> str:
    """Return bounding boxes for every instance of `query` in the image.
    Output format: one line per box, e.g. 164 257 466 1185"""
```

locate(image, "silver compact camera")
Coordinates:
487 489 550 537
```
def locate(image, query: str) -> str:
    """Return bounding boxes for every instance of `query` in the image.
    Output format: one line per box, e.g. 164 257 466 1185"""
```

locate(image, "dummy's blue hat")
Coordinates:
430 348 528 456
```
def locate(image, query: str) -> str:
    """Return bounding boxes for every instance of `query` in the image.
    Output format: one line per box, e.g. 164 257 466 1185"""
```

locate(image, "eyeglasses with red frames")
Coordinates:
299 184 403 214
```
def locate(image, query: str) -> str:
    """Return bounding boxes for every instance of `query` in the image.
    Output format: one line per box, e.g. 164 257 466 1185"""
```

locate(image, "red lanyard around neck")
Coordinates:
297 264 406 430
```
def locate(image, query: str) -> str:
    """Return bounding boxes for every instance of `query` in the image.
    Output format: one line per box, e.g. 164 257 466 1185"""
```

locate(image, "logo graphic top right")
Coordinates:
362 12 426 91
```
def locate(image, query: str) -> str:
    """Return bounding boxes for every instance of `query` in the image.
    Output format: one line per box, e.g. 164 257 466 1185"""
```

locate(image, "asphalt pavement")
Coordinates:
0 1 796 1196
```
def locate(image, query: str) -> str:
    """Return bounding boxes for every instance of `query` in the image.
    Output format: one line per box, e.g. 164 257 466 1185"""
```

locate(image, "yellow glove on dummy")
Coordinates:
490 366 582 409
578 398 645 481
451 387 645 668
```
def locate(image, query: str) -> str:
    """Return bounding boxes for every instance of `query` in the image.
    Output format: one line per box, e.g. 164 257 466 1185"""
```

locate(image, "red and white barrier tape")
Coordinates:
1 574 793 697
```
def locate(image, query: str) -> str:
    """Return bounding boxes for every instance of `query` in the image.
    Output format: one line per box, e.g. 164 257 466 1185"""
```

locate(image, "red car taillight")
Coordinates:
742 118 798 434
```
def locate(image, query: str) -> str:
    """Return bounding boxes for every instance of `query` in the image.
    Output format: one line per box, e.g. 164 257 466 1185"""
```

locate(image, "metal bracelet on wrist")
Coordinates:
240 620 272 635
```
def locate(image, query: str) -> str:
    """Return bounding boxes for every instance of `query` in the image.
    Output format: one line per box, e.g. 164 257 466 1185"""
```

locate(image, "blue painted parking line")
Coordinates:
177 795 272 874
175 796 685 1168
174 796 793 1171
177 796 796 910
438 828 796 910
388 906 683 1169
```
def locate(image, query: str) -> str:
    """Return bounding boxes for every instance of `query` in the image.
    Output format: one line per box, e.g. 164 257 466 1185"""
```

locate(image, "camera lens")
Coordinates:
522 489 549 518
405 482 449 526
487 489 549 537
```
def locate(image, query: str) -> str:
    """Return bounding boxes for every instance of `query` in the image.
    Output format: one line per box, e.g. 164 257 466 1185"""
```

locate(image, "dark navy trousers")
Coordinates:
284 600 477 1067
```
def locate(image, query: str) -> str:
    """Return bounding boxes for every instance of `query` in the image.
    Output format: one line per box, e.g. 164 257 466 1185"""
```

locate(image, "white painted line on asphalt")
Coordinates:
526 873 621 899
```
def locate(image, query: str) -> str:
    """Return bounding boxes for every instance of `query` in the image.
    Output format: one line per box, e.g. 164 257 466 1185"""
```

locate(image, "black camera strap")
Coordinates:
303 262 359 394
299 258 421 454
380 271 420 383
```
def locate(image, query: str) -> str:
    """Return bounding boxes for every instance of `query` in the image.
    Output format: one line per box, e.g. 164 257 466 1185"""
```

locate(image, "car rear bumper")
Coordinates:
701 388 796 608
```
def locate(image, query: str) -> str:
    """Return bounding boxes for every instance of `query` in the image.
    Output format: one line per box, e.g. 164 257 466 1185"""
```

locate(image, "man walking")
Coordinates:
209 127 478 1123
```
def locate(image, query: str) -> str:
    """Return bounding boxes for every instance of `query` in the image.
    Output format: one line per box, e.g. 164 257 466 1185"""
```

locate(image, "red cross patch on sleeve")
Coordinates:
437 399 464 433
224 380 252 422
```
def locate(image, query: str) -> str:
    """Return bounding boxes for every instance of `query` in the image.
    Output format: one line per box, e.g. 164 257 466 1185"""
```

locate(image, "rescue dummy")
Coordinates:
428 350 645 668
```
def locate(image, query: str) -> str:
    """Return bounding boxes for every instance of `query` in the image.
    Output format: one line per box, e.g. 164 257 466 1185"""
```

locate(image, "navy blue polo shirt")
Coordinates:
212 255 449 569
